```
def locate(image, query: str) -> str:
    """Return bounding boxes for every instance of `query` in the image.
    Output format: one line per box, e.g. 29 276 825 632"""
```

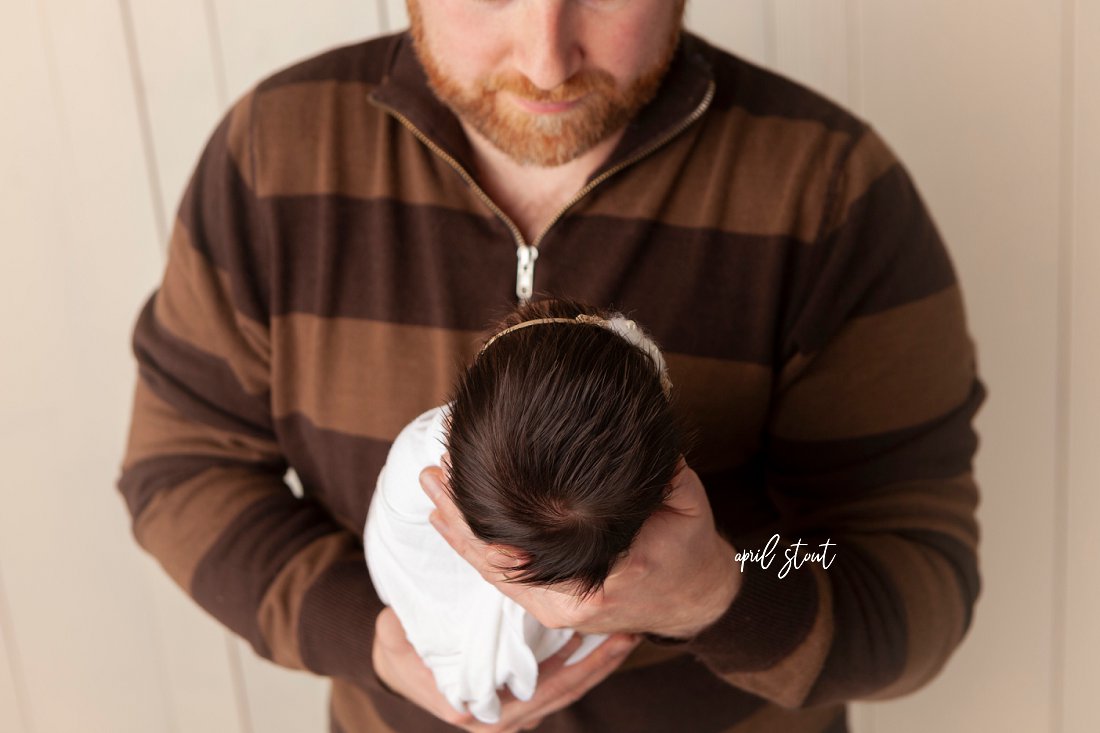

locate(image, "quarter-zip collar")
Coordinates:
367 31 716 187
366 31 716 303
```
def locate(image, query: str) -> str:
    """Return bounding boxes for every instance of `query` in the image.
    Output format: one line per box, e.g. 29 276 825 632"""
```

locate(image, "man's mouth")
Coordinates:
509 93 588 114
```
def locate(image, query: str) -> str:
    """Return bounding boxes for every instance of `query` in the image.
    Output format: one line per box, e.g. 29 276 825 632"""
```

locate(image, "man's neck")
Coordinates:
460 121 626 245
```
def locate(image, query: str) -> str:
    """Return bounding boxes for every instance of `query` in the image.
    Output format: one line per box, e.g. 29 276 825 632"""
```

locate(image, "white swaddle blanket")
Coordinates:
363 404 609 724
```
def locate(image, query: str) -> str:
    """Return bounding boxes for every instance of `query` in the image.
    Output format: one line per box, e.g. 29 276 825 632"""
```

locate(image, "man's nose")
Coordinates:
512 0 583 92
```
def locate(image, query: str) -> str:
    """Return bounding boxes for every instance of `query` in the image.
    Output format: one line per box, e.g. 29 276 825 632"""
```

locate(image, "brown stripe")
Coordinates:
666 353 771 472
190 493 340 658
156 221 270 397
681 548 821 673
556 654 768 731
297 560 388 698
273 410 789 550
274 413 393 533
330 678 400 733
271 315 480 440
704 37 864 138
614 640 688 674
252 74 858 245
772 286 976 440
269 314 776 459
123 369 278 472
805 540 909 703
133 465 282 591
133 297 274 438
331 675 458 733
226 88 256 188
268 196 518 325
847 533 969 701
718 702 846 733
767 380 984 496
260 194 953 364
266 193 799 361
584 109 853 244
826 127 901 237
257 533 363 671
327 629 841 733
175 91 271 325
253 81 490 220
118 453 224 520
717 566 834 708
782 473 980 551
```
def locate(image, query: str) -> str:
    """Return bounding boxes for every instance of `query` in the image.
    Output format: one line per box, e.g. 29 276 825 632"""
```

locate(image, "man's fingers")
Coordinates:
420 465 480 554
420 467 542 609
543 633 585 670
493 634 635 732
539 635 637 702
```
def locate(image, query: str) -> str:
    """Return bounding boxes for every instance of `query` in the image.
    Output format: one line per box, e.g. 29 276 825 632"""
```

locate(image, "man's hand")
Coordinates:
372 606 640 732
420 457 741 640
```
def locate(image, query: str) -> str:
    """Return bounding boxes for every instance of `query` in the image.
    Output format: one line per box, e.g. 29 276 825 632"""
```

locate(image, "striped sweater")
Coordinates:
118 30 985 733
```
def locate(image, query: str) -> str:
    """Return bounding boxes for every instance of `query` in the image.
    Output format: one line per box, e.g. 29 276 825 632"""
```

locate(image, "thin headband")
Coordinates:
476 314 673 398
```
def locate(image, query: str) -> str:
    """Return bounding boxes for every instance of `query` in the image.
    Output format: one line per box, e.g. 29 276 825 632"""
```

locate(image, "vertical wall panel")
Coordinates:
685 0 772 68
0 563 27 733
772 0 852 107
213 0 383 105
138 565 246 733
238 639 331 733
129 0 227 237
383 0 408 32
0 0 170 730
858 2 1063 729
1063 0 1100 730
126 5 249 729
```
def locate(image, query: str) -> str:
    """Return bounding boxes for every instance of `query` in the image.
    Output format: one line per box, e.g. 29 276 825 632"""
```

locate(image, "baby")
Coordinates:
363 298 686 724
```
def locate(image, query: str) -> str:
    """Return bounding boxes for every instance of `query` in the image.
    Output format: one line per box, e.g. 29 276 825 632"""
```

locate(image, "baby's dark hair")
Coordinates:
443 298 685 600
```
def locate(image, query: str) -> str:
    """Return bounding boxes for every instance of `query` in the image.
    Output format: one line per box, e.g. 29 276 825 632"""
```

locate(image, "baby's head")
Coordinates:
443 298 686 600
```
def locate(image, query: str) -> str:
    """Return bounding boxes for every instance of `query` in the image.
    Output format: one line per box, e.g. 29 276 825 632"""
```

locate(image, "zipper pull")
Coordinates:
515 244 539 303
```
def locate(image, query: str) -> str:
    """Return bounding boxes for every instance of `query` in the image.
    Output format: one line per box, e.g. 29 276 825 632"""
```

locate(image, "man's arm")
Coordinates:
659 124 985 708
117 91 389 694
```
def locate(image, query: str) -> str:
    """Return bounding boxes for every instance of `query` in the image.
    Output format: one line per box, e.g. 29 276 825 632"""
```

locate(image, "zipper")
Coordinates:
370 79 716 304
516 243 539 302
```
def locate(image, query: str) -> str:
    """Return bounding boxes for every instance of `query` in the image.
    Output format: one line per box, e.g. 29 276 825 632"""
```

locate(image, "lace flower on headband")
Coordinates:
477 314 673 398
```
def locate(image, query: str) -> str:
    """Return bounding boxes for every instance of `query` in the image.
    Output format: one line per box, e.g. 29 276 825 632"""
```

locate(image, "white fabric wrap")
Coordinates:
363 404 609 724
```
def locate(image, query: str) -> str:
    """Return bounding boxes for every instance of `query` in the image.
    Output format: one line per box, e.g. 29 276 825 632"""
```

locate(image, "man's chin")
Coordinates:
455 112 607 168
477 128 608 168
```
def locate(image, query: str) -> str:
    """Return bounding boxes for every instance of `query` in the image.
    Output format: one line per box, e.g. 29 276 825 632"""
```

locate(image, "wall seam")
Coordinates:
377 0 391 34
762 0 777 70
204 0 230 112
845 0 864 116
117 0 167 249
1051 0 1077 731
0 558 33 733
228 636 254 733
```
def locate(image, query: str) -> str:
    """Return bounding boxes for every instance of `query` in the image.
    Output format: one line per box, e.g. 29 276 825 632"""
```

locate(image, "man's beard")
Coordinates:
407 1 684 168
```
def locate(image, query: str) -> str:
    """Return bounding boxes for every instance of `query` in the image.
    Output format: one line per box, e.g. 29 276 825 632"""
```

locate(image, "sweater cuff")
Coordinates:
649 556 821 671
298 558 390 692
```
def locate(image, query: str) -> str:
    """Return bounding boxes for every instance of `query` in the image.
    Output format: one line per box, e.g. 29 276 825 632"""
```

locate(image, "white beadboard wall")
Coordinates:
0 1 1095 731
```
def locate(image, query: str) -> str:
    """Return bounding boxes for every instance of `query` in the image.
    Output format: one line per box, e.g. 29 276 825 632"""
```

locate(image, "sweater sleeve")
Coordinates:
116 90 389 694
663 125 985 708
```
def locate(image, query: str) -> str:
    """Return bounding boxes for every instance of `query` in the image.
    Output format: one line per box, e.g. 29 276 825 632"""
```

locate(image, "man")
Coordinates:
118 0 985 731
